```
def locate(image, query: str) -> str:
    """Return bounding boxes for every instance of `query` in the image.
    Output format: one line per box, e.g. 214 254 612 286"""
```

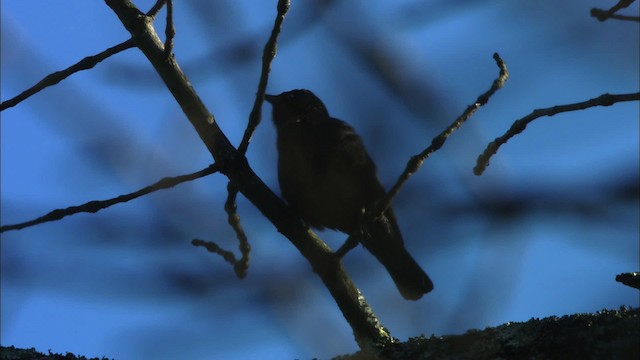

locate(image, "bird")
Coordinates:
265 89 433 300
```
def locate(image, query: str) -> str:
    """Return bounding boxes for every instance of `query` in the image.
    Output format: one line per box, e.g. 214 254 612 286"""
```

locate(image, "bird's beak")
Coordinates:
264 94 277 104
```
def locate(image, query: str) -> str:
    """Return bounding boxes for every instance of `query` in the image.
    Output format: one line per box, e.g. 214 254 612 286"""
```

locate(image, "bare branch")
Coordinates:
192 238 242 271
591 0 639 22
474 92 640 175
104 0 393 351
224 182 251 279
238 0 290 154
592 11 640 22
375 53 509 218
191 181 252 280
616 272 640 290
217 0 290 281
0 164 219 233
146 0 166 18
164 0 175 57
0 39 135 111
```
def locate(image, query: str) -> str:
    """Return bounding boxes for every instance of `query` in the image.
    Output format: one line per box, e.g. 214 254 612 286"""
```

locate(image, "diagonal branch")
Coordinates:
1 39 135 111
591 0 639 22
0 164 220 233
104 0 393 351
474 92 640 175
146 0 166 17
217 0 290 282
375 53 509 218
238 0 290 154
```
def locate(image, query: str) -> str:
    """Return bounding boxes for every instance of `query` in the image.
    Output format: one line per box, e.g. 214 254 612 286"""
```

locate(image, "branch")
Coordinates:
0 164 219 233
192 238 248 278
146 0 166 17
474 92 640 175
341 307 640 359
193 181 253 279
591 0 639 22
238 0 290 154
163 0 175 57
214 0 290 283
616 272 640 290
224 182 251 278
3 307 637 359
215 183 252 278
376 53 509 217
104 0 393 351
192 232 250 279
0 39 135 111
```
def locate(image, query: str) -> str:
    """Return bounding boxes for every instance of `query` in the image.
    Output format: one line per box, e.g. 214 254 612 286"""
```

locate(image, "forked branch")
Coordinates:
103 0 393 351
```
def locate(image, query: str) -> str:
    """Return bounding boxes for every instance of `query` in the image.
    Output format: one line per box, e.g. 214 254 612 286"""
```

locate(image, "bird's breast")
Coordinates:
277 133 368 233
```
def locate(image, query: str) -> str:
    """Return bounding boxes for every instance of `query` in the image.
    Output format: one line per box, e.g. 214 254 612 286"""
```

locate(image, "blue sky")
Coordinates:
2 1 638 359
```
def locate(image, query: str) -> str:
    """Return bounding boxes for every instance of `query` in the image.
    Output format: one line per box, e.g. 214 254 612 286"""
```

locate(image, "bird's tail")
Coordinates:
361 209 433 300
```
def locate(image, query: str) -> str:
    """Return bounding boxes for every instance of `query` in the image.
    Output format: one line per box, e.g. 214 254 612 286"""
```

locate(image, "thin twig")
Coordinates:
593 11 640 22
474 92 640 175
195 185 254 279
375 53 509 218
0 164 220 233
217 0 290 279
164 0 175 56
192 238 240 269
591 0 639 22
0 39 135 111
146 0 167 18
224 182 251 279
238 0 290 154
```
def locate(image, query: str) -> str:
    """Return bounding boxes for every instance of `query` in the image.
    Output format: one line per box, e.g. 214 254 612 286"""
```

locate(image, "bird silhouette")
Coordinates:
265 89 433 300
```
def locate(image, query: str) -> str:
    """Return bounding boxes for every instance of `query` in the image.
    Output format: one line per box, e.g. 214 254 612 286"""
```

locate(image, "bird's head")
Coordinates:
265 89 329 126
